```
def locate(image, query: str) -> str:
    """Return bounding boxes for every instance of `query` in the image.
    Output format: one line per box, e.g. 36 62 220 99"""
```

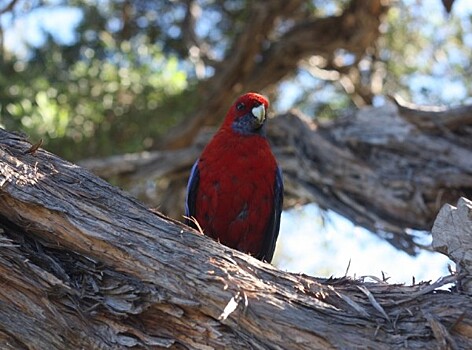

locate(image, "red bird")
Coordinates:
185 92 283 262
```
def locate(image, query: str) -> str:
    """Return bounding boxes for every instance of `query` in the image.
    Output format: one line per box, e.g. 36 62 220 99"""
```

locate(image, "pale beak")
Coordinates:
252 104 266 125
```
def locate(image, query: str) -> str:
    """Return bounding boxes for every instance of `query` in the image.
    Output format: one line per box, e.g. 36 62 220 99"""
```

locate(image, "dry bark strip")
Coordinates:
1 129 472 349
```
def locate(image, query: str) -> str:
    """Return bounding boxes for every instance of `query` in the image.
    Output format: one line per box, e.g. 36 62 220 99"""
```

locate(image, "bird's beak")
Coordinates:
252 104 266 125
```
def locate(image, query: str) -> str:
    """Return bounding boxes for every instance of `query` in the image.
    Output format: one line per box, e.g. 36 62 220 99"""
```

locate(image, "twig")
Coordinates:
357 285 391 323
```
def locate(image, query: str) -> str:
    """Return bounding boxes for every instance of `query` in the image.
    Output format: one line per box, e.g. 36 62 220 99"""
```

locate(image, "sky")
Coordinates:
1 0 469 285
275 205 451 284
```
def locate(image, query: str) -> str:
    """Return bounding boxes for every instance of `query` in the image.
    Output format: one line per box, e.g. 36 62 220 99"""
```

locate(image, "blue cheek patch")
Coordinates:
231 114 266 136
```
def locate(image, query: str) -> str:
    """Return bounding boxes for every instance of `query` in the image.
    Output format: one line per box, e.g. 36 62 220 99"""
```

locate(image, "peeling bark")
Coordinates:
432 197 472 294
1 128 472 349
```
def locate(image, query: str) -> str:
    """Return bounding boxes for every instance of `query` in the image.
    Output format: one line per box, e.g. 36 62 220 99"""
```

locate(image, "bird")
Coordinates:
185 92 283 262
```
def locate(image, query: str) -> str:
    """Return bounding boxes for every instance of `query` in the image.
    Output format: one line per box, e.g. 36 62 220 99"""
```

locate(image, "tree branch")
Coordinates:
392 95 472 135
0 0 18 15
161 0 390 149
81 100 472 255
1 128 472 349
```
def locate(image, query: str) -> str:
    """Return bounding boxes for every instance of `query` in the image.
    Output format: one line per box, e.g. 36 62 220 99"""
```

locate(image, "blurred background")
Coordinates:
1 0 471 283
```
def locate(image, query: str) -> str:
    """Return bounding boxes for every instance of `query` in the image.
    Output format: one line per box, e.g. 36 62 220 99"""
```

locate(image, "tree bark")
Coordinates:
432 197 472 294
1 129 472 349
80 99 472 255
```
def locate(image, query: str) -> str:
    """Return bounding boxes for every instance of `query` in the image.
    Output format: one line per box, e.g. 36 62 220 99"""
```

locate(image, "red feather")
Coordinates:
186 92 283 262
197 129 277 255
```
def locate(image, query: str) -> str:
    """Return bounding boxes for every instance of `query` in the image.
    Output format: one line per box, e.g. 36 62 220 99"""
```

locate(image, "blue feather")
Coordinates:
257 166 284 262
185 160 200 223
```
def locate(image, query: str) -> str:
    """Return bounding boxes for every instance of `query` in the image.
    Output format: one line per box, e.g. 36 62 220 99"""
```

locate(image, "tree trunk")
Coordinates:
1 128 472 349
80 99 472 255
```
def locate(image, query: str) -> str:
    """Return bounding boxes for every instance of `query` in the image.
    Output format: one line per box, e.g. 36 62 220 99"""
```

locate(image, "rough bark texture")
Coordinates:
1 129 472 349
80 99 472 255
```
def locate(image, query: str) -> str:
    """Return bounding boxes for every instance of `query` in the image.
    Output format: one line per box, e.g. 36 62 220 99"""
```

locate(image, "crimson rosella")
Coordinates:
185 92 283 262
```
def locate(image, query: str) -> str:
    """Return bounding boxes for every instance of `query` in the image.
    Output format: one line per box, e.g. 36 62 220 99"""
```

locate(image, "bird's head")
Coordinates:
222 92 270 135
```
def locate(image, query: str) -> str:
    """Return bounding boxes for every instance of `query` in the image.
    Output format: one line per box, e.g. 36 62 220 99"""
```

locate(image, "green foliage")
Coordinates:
0 2 189 160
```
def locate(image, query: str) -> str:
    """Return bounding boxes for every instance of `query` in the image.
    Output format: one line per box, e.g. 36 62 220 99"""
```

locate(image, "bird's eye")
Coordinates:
236 102 245 111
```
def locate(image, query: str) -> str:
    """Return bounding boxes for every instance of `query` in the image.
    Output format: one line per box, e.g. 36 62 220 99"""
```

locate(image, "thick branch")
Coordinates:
160 0 304 149
248 0 388 90
81 101 472 255
162 0 389 149
392 95 472 136
1 129 472 349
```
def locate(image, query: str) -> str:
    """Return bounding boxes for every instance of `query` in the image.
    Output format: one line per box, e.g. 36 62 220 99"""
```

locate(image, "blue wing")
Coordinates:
185 160 200 226
257 166 284 262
